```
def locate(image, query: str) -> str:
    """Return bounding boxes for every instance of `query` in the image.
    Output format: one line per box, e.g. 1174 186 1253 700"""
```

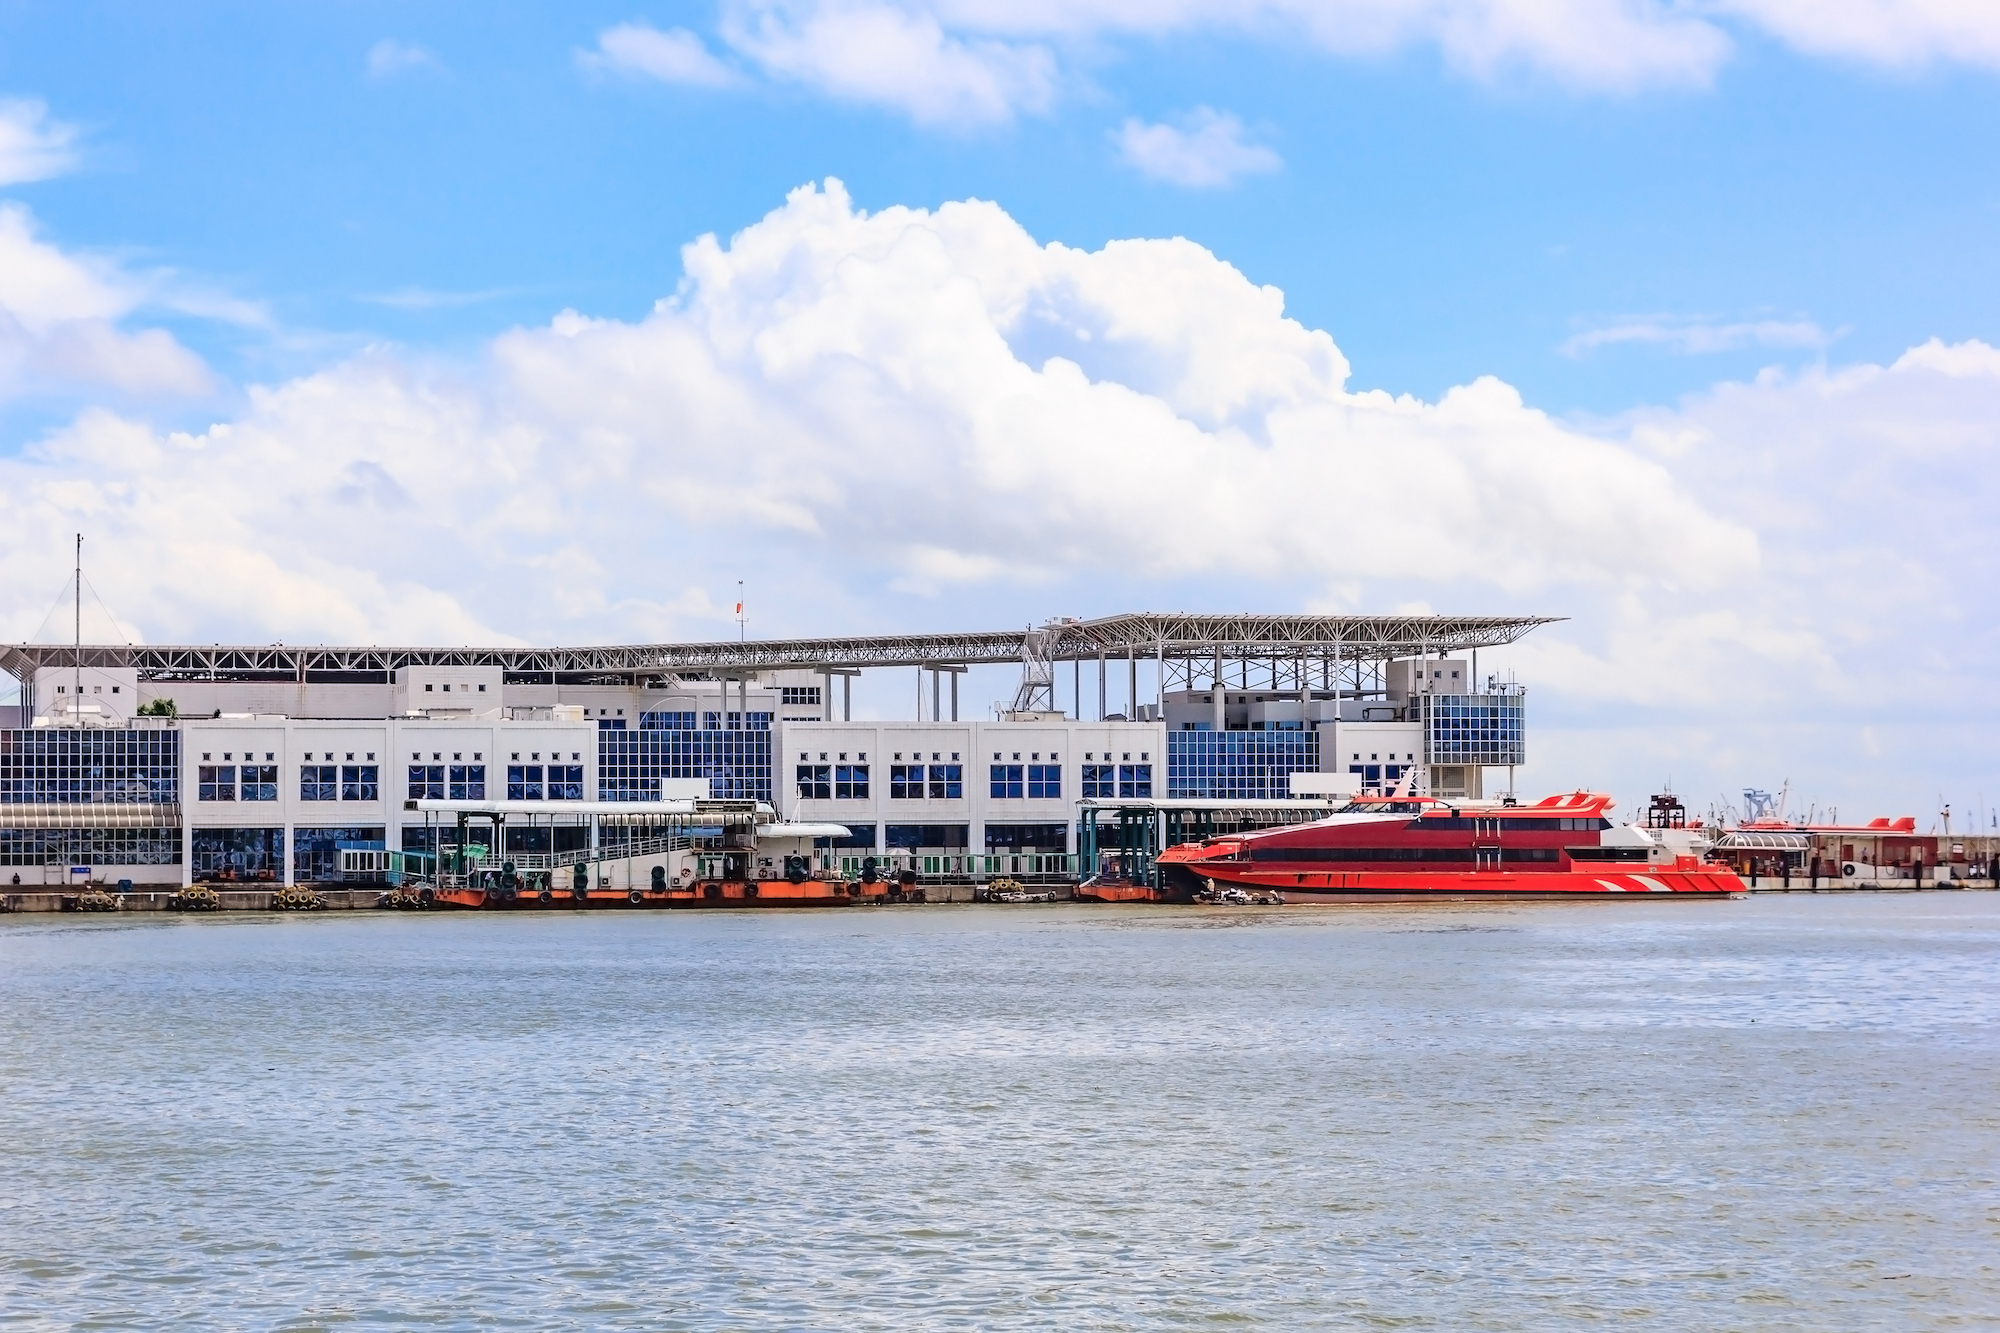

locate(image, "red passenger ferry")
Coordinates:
1155 791 1745 902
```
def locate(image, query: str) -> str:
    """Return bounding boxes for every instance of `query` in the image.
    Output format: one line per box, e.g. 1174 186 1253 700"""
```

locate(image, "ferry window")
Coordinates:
449 765 486 800
928 764 963 799
197 765 235 802
1118 764 1152 798
890 764 922 799
834 765 869 799
796 765 831 800
1082 764 1114 798
240 766 278 801
990 764 1024 799
1027 764 1061 799
508 765 543 800
300 765 337 801
341 765 379 801
409 765 444 800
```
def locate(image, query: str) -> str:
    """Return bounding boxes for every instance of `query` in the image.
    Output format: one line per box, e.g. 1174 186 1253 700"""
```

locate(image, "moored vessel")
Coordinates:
1155 790 1745 902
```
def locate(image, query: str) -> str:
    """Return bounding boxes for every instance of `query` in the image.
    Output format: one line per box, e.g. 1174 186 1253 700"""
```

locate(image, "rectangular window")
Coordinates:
927 764 962 799
796 764 831 800
408 765 444 800
890 764 922 799
550 765 584 800
301 765 337 801
240 765 279 802
341 765 379 801
834 764 869 799
989 764 1024 799
508 765 544 800
197 765 236 802
1082 764 1115 798
780 686 822 706
1118 764 1153 798
448 764 486 801
1027 764 1061 799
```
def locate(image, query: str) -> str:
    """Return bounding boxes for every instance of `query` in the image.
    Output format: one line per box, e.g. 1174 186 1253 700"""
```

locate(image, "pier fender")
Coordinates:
1842 862 1858 877
537 889 552 904
418 886 435 905
627 889 643 905
571 883 588 902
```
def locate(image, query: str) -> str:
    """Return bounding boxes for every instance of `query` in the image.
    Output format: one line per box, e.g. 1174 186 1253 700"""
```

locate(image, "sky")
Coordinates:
0 1 1996 826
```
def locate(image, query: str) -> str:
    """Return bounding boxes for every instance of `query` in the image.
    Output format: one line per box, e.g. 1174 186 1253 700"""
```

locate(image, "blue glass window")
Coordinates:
240 765 278 802
796 765 830 800
989 764 1023 799
1026 764 1061 799
0 727 179 804
834 764 869 799
408 765 444 800
448 765 485 800
549 765 584 800
601 726 774 804
508 765 543 801
198 765 235 802
1167 732 1316 800
927 764 962 799
1118 764 1153 798
340 765 378 802
890 764 922 799
1081 764 1114 798
301 765 337 801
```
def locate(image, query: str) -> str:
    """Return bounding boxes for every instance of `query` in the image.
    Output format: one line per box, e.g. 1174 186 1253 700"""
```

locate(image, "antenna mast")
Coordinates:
73 533 81 720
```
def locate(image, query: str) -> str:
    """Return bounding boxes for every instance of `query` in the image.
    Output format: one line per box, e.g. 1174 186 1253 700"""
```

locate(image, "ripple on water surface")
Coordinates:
2 894 1996 1330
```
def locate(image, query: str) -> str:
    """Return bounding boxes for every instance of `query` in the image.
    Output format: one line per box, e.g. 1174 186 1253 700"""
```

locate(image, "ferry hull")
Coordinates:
1162 864 1746 902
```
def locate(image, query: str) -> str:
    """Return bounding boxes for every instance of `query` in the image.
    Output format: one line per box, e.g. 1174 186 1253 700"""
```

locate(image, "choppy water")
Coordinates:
2 894 1997 1331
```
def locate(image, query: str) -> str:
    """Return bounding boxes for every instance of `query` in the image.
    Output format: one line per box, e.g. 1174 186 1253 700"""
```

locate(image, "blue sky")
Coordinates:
0 1 1997 819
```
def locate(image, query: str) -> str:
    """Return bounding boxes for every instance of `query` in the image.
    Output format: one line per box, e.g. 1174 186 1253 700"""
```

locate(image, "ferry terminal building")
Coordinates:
0 613 1541 887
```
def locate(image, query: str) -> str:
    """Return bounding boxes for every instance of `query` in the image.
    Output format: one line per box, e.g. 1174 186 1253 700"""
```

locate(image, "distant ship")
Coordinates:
1155 790 1744 902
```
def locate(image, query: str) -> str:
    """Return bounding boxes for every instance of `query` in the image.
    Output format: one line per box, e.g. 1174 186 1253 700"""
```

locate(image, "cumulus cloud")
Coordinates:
0 203 211 399
1114 108 1281 187
0 98 78 185
366 39 442 78
1563 314 1834 357
579 22 741 88
0 179 1753 653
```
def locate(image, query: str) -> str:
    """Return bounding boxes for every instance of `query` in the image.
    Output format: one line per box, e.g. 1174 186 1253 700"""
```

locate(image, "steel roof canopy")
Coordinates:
0 612 1559 683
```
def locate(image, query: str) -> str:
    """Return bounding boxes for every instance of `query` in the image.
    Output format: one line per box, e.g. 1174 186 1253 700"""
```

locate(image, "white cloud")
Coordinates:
1714 0 2000 71
1563 314 1834 357
0 179 1750 653
0 203 211 398
366 39 442 78
657 0 2000 131
579 22 741 88
720 3 1055 125
0 98 78 186
1114 108 1281 187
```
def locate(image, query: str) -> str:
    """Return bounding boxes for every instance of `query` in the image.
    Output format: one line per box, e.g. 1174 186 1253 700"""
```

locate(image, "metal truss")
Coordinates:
0 612 1557 685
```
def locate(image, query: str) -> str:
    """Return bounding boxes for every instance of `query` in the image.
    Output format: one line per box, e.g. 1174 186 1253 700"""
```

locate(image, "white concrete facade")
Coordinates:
778 718 1166 853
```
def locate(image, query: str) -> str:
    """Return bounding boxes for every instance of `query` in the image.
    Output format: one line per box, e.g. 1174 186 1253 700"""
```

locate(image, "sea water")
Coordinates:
2 893 1995 1330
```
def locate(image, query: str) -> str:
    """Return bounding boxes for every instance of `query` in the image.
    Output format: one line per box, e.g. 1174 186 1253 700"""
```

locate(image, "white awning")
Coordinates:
1715 831 1813 851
